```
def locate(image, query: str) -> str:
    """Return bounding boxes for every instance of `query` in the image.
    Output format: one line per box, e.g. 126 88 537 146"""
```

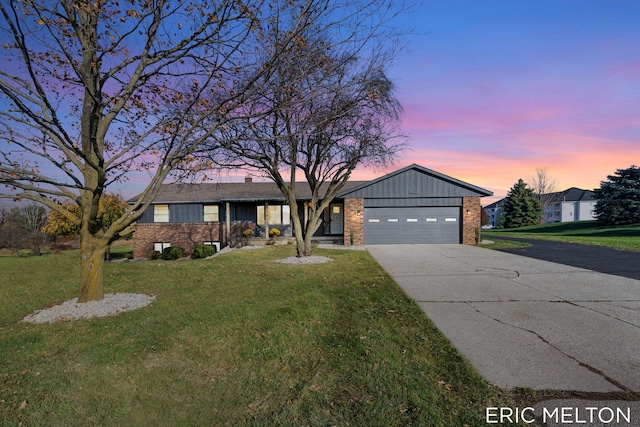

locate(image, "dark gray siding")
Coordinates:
138 206 154 223
137 203 206 224
230 203 257 222
170 203 204 223
364 197 462 208
343 169 485 199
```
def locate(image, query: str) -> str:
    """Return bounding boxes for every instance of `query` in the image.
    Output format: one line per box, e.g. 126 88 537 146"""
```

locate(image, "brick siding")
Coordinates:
462 197 481 245
343 198 364 246
133 222 225 258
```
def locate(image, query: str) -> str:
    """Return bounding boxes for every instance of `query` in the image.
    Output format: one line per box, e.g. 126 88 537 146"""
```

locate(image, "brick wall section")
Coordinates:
462 197 481 245
133 223 225 258
343 198 364 246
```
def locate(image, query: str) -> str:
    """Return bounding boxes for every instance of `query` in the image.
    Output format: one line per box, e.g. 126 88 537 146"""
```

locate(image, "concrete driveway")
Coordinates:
366 244 640 393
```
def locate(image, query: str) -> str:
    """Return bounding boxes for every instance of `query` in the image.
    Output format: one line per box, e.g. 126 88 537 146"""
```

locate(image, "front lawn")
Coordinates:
484 221 640 251
0 245 515 426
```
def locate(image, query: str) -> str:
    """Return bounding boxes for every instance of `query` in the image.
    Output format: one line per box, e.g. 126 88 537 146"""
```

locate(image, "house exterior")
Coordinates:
542 187 596 223
131 164 493 258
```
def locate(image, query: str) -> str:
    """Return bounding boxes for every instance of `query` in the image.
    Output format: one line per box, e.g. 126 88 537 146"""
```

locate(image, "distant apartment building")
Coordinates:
541 187 596 223
483 187 596 228
483 199 504 228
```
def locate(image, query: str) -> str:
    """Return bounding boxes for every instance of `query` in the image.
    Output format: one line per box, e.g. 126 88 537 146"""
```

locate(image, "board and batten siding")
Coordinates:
341 169 484 200
138 203 211 223
363 197 463 208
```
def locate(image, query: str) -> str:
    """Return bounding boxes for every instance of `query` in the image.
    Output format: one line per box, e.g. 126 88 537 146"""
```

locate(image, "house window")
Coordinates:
203 241 221 252
204 205 219 222
257 205 291 225
154 242 171 253
154 205 169 223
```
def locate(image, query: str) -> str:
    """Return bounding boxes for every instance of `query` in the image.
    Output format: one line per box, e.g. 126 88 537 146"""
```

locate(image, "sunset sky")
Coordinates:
347 0 640 203
1 1 638 208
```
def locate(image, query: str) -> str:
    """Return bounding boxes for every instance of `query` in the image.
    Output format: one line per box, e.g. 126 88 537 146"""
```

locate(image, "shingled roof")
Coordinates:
130 180 368 204
547 187 596 202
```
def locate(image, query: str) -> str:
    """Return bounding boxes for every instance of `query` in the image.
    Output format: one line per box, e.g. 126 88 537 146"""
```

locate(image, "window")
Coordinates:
204 205 219 222
203 241 221 252
154 242 171 253
257 205 290 225
154 204 169 223
282 205 290 225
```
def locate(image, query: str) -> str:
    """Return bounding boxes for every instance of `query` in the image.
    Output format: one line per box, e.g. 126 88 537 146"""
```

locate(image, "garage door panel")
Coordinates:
364 207 460 244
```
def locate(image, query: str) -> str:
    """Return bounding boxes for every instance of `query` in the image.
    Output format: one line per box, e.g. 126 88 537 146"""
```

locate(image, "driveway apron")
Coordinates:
366 244 640 393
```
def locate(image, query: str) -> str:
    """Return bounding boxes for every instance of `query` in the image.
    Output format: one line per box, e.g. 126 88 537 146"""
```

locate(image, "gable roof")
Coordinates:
484 198 505 209
545 187 596 202
338 164 493 198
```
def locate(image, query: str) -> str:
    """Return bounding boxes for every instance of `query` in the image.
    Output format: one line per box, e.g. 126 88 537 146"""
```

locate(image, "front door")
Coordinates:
329 204 344 234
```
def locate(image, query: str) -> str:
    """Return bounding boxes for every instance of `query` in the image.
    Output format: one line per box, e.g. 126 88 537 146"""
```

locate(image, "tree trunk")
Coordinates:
303 233 313 257
295 234 306 257
78 232 109 303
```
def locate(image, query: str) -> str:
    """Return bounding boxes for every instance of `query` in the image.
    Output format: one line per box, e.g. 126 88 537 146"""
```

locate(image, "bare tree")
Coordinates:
0 207 24 254
207 1 407 256
530 167 561 223
0 0 317 301
21 204 47 255
530 167 557 196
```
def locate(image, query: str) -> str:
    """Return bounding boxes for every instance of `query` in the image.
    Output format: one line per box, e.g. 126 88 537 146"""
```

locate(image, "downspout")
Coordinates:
225 202 231 246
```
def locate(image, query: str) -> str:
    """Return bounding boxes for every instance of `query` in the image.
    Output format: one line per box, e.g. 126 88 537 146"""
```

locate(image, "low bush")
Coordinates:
192 244 216 259
162 246 184 260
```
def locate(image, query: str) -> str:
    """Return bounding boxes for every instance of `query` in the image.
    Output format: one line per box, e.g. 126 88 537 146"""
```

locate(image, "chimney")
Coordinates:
244 176 252 183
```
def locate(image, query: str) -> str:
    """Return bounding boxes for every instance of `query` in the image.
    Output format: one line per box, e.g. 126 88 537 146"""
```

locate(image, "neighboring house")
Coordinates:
483 198 505 228
483 188 596 229
131 164 493 258
542 187 596 223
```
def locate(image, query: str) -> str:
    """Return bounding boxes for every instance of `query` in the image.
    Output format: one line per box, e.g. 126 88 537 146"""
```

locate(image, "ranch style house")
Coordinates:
130 164 493 258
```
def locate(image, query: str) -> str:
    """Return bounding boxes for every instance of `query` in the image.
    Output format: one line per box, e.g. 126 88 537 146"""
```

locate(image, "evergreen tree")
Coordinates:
501 179 541 228
594 165 640 225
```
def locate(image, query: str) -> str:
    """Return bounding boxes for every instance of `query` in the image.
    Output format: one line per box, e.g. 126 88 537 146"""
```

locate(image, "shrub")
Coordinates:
150 250 162 260
162 246 184 260
192 244 216 259
594 165 640 225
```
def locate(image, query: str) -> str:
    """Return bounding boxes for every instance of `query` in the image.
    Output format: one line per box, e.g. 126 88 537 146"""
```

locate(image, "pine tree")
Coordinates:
594 165 640 225
501 179 541 228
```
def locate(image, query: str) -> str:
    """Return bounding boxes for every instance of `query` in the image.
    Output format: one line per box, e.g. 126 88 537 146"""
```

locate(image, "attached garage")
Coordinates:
338 164 493 245
364 206 460 244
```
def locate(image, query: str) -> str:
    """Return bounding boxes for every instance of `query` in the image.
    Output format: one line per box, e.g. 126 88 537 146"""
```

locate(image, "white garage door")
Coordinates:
364 207 461 244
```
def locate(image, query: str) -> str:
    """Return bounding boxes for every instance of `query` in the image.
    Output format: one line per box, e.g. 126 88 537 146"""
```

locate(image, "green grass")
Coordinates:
479 239 531 250
484 221 640 251
0 246 516 426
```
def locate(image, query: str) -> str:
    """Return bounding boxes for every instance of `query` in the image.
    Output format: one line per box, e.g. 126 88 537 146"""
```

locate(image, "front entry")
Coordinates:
329 204 344 234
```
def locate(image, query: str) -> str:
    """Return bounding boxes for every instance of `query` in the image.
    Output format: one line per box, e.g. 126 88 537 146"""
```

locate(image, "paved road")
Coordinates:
490 236 640 280
366 244 640 394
